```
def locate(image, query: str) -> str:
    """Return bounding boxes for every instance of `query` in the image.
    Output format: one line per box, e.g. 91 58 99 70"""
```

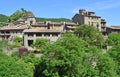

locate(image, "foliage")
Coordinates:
34 33 119 77
74 24 104 48
14 36 23 43
36 17 72 22
20 53 40 65
34 34 86 77
0 14 8 27
0 14 8 22
96 54 118 77
108 45 120 75
84 46 118 77
0 40 9 47
32 38 48 50
7 8 33 24
0 50 34 77
106 32 120 46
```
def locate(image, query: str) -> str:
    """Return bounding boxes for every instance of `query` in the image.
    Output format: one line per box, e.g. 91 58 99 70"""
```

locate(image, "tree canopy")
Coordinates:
0 50 34 77
106 32 120 46
74 24 104 48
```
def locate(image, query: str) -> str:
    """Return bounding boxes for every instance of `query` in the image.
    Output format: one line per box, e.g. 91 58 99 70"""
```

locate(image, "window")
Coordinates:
36 33 42 37
52 33 58 37
28 33 33 37
44 33 50 37
28 40 33 46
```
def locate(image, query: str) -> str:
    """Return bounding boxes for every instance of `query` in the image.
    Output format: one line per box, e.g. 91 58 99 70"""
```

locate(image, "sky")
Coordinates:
0 0 120 26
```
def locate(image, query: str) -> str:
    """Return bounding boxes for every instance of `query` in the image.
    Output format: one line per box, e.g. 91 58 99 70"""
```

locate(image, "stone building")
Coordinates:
23 22 77 47
0 23 27 40
72 9 106 32
106 26 120 34
0 11 77 47
0 12 36 41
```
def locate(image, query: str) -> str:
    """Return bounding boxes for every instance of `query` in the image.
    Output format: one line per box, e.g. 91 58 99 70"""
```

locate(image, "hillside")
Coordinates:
0 14 8 22
36 17 72 22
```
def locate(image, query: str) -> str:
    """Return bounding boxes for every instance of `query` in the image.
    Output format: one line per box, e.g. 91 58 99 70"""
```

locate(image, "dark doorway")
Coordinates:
28 40 33 46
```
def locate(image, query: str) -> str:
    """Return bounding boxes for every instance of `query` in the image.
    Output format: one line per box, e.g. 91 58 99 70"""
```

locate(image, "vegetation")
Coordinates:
0 14 8 22
108 45 120 75
0 8 72 27
7 8 34 24
0 9 119 76
106 32 120 46
34 33 119 77
32 38 48 52
0 14 8 27
74 24 104 48
36 17 72 22
0 50 34 77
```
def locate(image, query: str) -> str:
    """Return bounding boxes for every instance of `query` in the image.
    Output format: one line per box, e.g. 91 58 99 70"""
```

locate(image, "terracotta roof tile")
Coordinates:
107 26 120 29
23 29 62 33
0 25 28 31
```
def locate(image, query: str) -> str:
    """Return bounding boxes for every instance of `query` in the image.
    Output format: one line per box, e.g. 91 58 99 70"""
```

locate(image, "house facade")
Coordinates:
106 26 120 34
72 9 106 32
0 23 27 40
23 22 77 47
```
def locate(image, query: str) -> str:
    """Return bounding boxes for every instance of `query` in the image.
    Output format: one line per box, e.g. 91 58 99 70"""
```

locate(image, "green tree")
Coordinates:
32 38 48 50
0 14 8 23
74 24 104 48
8 8 34 24
36 18 72 22
108 45 120 75
14 36 23 43
106 32 120 46
0 50 34 77
34 33 87 77
83 46 118 77
8 10 24 24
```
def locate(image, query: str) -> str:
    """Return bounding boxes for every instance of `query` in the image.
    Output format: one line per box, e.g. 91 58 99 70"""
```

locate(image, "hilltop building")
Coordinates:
72 9 106 33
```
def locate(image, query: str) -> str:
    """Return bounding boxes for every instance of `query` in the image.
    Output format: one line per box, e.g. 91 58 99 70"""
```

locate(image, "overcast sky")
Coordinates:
0 0 120 26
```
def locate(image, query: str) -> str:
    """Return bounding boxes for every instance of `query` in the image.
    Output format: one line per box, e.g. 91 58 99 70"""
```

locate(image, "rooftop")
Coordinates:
0 25 28 31
107 26 120 29
23 29 62 33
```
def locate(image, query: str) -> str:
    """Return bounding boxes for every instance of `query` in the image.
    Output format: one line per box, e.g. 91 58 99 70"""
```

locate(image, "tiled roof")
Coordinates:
65 22 77 26
31 23 48 27
49 22 63 25
66 26 76 29
0 25 28 31
107 26 120 29
85 15 101 18
23 29 62 33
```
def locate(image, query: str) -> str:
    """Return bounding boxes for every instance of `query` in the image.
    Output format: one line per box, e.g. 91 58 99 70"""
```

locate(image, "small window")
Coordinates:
28 33 33 37
52 33 58 37
36 33 42 37
44 33 50 37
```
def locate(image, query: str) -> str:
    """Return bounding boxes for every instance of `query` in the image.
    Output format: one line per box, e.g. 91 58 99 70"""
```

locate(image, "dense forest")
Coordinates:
0 24 120 77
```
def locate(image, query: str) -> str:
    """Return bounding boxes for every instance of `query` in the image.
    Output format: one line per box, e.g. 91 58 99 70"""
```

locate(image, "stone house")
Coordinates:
72 9 106 32
23 22 77 47
106 26 120 34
